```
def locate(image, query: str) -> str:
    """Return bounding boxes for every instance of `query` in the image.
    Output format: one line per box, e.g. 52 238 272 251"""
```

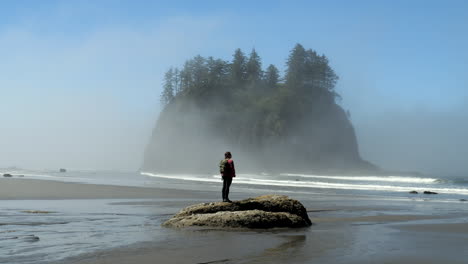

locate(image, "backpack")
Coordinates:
219 159 233 175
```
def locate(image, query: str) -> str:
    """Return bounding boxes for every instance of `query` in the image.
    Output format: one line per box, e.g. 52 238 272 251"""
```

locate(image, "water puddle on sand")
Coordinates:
0 199 172 264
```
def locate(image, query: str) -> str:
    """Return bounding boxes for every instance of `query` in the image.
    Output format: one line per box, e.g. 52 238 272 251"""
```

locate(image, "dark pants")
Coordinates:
222 177 232 200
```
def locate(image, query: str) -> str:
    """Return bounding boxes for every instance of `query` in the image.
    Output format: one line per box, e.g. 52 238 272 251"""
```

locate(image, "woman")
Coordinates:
219 151 236 202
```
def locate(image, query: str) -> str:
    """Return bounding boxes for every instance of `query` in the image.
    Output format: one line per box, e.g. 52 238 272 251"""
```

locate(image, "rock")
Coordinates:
22 210 55 214
423 191 438 195
163 195 312 229
409 191 418 194
5 235 40 242
22 235 40 242
59 168 67 173
3 173 12 177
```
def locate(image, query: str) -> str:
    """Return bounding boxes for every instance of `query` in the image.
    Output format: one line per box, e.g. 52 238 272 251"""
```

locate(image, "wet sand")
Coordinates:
3 178 468 264
0 178 213 199
396 222 468 234
63 212 468 264
65 231 297 264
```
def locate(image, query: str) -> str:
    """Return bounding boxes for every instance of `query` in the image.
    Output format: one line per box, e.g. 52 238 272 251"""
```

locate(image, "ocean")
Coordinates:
1 168 467 264
142 171 468 200
3 168 468 200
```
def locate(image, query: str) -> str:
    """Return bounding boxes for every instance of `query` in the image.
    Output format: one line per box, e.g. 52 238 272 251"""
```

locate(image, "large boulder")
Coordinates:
163 195 312 229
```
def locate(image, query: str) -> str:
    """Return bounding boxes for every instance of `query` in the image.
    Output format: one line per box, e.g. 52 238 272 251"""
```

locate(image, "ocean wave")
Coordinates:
436 177 468 185
141 172 468 196
281 173 438 184
142 172 220 183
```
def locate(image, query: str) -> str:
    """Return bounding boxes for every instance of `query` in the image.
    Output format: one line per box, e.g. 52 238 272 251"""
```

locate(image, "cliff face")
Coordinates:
142 98 373 174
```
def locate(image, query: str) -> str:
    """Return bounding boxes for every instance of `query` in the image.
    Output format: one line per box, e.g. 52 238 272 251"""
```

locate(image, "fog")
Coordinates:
354 104 468 175
337 69 468 175
1 4 467 176
0 16 223 170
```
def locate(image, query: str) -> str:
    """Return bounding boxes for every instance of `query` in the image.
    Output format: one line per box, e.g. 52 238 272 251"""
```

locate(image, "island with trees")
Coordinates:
143 44 376 174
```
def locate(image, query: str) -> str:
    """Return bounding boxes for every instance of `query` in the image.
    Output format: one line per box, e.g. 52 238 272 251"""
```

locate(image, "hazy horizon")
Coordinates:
1 1 467 175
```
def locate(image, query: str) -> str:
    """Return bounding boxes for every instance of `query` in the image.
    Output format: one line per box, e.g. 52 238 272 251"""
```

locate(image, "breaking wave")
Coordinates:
141 172 468 196
281 173 438 184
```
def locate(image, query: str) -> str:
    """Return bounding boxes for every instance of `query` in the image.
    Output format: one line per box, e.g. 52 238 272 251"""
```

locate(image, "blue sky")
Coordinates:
1 0 467 173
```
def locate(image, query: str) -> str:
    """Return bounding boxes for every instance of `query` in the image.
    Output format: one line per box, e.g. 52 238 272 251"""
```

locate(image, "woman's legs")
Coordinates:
222 177 233 202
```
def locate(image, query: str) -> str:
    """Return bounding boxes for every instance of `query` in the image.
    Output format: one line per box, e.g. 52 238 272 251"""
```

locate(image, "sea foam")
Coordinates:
281 173 438 184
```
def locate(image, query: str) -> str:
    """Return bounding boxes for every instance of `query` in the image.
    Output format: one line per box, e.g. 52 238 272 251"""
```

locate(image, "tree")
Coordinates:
231 48 247 85
302 49 339 103
284 44 339 106
179 61 193 93
246 48 262 84
178 55 209 97
191 55 208 88
161 68 175 106
173 68 181 95
264 64 280 89
285 43 307 89
207 57 229 88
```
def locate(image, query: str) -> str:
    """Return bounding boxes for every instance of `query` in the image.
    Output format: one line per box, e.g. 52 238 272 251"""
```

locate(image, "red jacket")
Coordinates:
221 159 236 178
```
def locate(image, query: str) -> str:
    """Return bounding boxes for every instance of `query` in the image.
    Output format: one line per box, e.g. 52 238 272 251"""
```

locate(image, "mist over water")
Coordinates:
353 105 468 176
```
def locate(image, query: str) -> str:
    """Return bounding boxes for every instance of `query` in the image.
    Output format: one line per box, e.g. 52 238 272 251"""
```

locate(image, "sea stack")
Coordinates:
142 44 377 174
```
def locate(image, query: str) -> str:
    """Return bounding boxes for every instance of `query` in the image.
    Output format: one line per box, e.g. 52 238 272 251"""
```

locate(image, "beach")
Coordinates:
1 174 468 264
0 178 210 200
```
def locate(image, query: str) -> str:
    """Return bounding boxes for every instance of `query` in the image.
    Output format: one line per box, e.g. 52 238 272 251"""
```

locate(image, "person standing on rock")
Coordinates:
219 151 236 202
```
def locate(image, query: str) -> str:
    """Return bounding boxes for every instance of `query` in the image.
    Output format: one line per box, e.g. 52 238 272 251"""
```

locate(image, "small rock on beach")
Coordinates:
22 210 55 214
